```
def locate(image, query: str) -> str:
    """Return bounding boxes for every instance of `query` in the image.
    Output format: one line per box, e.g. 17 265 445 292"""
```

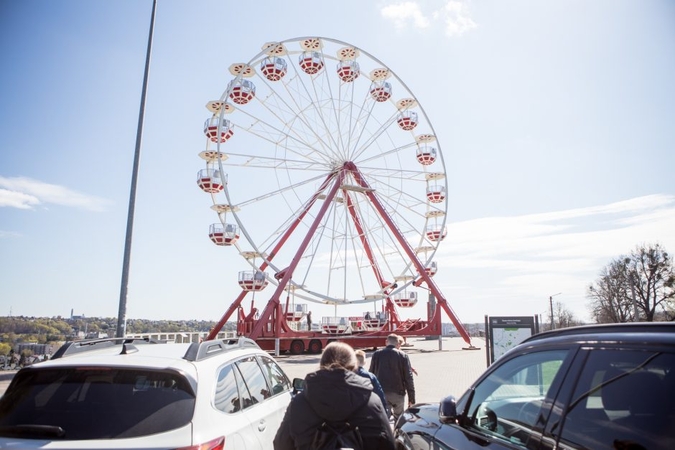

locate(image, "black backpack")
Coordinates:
311 421 364 450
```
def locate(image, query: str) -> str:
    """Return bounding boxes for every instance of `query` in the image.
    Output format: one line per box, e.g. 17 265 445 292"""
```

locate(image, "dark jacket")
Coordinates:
369 345 415 403
273 368 395 450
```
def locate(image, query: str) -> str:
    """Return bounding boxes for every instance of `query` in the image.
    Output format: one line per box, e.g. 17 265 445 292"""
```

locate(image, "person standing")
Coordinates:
306 311 312 331
354 350 388 416
369 334 416 421
274 341 395 450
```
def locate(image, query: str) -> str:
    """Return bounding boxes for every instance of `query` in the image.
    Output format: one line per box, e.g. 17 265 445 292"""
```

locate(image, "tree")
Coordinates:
587 243 675 322
552 301 583 329
0 343 11 356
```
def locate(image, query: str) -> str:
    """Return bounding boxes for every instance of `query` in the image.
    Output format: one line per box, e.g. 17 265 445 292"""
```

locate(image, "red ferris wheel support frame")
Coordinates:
207 161 472 346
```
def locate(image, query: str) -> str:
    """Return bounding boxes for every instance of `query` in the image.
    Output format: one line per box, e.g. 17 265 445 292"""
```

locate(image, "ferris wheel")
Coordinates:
197 37 449 314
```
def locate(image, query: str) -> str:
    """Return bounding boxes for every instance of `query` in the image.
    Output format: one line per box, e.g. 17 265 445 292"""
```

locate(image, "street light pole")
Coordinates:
116 0 157 338
549 292 562 330
629 272 639 322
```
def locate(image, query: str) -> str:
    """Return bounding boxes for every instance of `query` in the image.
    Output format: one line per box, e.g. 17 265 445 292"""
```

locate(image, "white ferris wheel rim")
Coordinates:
201 36 449 308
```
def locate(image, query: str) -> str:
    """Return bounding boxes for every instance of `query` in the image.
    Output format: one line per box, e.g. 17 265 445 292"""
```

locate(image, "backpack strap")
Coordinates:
311 421 364 450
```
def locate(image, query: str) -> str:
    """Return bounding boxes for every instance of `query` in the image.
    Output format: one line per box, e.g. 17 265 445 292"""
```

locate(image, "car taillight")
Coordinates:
175 436 225 450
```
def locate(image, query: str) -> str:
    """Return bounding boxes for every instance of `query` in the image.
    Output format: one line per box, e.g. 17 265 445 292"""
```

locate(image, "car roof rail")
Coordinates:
523 322 675 344
50 337 164 360
183 337 261 362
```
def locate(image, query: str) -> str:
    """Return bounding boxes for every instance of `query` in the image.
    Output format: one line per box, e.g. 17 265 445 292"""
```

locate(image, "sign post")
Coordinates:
486 315 539 365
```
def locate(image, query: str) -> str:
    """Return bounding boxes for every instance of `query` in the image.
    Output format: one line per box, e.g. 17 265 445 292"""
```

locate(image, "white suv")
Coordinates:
0 337 294 449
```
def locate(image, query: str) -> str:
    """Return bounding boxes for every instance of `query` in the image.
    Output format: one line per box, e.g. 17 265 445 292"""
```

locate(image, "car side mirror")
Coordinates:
292 377 305 395
439 395 458 424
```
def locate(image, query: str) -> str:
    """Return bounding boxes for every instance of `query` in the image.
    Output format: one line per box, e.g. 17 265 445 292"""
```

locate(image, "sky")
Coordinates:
1 0 674 327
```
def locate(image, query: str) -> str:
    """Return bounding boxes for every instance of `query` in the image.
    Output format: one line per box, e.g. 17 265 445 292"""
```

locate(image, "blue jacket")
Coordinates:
355 366 388 412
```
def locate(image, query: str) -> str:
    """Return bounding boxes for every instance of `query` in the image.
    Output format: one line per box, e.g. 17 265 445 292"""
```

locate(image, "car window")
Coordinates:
214 364 243 413
0 368 195 440
463 349 569 448
236 356 271 407
559 349 675 450
258 355 291 396
232 362 256 409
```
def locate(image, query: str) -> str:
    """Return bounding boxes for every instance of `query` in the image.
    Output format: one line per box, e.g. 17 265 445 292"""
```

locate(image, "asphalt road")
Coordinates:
276 336 488 405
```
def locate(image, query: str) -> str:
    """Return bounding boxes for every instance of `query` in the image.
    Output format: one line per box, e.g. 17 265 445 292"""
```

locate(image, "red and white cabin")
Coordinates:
426 185 446 203
397 111 418 131
197 168 224 193
416 146 437 165
425 261 438 277
425 225 447 242
285 304 307 322
370 81 392 102
393 292 418 308
322 325 349 335
285 312 303 322
228 79 256 105
299 51 324 75
321 317 351 335
260 57 287 81
204 117 234 143
238 270 268 291
337 60 360 82
208 223 239 246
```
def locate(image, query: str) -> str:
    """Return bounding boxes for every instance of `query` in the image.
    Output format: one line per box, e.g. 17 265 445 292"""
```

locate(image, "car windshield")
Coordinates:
0 367 195 440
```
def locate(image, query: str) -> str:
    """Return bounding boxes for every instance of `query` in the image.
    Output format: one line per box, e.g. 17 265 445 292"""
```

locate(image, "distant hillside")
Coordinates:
0 316 236 355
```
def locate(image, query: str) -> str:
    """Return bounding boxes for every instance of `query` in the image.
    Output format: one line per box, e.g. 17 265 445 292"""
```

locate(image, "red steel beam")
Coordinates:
248 167 347 339
345 161 472 345
206 171 337 340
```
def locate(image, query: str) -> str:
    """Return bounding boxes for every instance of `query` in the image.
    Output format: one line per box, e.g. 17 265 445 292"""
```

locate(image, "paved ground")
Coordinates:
276 336 489 405
0 337 489 403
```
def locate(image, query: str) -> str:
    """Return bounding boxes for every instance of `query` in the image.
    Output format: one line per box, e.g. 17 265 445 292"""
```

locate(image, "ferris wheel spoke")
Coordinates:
232 103 335 167
350 191 417 275
220 151 328 171
350 165 429 182
350 106 401 162
230 171 328 209
274 58 345 160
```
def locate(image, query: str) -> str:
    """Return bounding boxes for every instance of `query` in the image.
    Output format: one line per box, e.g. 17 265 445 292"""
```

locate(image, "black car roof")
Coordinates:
521 322 675 345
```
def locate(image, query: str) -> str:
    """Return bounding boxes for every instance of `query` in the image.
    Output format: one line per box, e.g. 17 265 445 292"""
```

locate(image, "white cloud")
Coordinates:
0 176 111 212
436 0 477 36
433 194 675 322
0 230 22 239
381 2 430 30
380 1 476 36
0 189 41 209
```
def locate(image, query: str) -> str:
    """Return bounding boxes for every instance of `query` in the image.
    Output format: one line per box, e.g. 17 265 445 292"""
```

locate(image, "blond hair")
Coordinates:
320 341 357 371
355 349 366 367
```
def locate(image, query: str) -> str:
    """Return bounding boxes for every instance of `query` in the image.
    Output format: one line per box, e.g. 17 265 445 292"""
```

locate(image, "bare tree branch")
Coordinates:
587 243 675 322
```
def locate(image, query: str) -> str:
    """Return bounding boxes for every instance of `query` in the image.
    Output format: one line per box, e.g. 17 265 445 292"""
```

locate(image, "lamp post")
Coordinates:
628 272 639 322
549 292 562 330
116 0 157 338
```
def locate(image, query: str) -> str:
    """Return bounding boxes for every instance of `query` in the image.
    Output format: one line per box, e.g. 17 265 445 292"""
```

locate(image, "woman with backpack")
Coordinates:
273 341 395 450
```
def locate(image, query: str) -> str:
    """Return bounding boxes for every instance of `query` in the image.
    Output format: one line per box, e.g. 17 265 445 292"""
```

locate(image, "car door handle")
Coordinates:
257 419 266 432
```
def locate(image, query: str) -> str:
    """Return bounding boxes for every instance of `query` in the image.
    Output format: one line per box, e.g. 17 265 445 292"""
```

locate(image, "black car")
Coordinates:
394 323 675 450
